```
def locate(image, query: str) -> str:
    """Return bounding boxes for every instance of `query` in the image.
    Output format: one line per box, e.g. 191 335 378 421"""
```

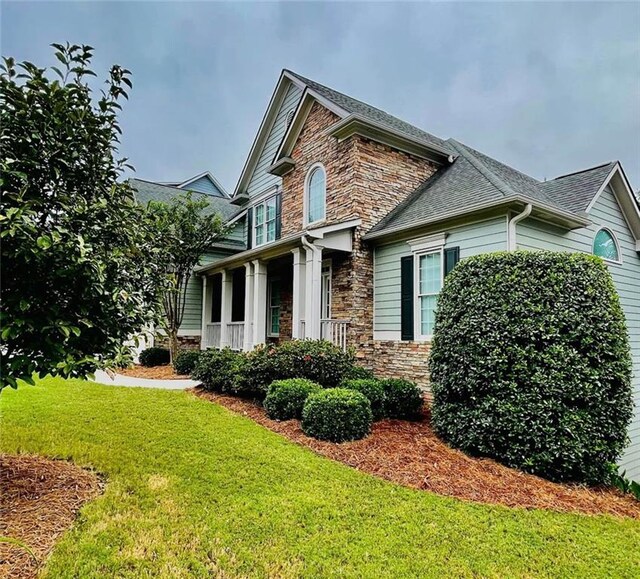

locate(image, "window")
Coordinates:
254 196 277 247
593 228 620 262
305 164 326 224
268 279 281 337
416 250 443 338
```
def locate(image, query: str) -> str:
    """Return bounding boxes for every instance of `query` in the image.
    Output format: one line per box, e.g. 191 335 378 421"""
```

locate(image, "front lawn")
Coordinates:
1 378 639 578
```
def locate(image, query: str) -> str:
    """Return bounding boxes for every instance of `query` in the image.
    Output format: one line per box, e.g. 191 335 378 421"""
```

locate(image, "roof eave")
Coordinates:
325 114 453 165
363 197 589 243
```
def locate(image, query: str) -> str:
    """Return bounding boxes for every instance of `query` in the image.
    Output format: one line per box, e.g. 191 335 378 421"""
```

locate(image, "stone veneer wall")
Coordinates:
281 101 439 385
154 334 201 350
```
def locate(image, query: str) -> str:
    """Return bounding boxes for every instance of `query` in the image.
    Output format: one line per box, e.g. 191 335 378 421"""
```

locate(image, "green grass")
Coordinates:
1 378 639 578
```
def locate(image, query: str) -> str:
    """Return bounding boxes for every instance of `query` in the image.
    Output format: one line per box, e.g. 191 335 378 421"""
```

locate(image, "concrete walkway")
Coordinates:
92 370 199 390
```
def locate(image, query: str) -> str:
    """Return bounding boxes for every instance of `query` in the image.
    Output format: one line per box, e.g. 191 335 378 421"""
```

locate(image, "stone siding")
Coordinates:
371 341 432 389
154 334 201 350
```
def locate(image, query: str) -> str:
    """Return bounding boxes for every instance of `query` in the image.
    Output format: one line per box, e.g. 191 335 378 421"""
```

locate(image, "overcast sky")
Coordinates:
3 1 639 192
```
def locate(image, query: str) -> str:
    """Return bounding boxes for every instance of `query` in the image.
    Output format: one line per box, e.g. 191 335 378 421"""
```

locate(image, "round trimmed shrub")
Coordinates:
429 251 633 485
380 379 423 419
301 388 373 442
139 346 170 367
191 348 246 393
263 378 322 421
341 379 386 420
173 349 202 375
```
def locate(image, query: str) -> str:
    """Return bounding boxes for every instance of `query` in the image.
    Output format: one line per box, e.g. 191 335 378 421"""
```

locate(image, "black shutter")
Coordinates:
444 247 460 277
246 207 253 250
400 256 414 341
275 191 282 240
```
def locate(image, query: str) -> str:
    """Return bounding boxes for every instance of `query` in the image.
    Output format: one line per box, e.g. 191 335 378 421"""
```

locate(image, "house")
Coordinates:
179 70 640 479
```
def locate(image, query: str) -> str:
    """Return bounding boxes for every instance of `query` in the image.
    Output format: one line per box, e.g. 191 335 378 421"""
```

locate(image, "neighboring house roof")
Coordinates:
130 178 240 221
284 70 450 153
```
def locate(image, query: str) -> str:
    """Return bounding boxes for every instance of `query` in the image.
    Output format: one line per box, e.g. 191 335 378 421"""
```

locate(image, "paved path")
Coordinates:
92 370 199 390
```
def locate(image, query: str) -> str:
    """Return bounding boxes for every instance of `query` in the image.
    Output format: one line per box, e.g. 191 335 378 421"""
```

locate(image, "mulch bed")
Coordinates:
0 454 103 579
192 388 640 519
118 364 187 380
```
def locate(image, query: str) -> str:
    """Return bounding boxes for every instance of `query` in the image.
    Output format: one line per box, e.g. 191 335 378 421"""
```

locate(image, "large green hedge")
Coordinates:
429 251 633 485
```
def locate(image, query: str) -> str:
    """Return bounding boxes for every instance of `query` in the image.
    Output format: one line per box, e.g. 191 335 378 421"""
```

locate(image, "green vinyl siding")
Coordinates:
517 185 640 480
179 250 233 332
374 216 507 332
225 217 246 243
247 82 303 198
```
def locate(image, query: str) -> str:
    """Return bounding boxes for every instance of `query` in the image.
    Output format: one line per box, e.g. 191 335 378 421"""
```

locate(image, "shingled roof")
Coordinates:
130 178 241 221
285 70 451 153
367 139 616 238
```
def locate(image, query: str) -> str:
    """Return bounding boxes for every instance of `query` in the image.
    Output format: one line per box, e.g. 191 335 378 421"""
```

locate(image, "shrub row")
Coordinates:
340 378 423 421
139 347 170 367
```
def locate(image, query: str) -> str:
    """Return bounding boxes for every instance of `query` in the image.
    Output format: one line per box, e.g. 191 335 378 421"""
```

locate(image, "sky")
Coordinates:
2 1 639 192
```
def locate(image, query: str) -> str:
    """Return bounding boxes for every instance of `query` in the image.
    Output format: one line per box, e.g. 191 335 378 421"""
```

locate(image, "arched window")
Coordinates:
305 164 326 224
593 228 621 262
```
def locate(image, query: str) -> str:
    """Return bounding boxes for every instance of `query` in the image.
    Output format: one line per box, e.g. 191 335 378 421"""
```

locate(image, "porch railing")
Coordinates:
204 323 221 349
227 321 244 351
321 319 349 351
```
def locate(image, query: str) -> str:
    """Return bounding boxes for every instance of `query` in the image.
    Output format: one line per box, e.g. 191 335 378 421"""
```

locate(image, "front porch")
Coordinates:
199 225 357 352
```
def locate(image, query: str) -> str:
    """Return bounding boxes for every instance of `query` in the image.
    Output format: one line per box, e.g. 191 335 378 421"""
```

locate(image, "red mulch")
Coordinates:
118 364 187 380
0 454 103 579
192 388 640 519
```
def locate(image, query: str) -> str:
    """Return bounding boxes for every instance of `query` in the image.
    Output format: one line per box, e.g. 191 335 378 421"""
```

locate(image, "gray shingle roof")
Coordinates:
130 178 240 221
286 70 451 152
368 139 615 237
539 162 617 213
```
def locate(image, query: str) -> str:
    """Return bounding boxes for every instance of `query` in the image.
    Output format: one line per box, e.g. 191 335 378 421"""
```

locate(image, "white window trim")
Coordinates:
414 247 444 342
592 227 622 265
253 194 278 248
303 162 327 227
267 277 281 337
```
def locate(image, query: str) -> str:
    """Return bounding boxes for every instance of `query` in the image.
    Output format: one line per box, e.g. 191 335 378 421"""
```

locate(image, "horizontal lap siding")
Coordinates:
225 218 245 243
183 176 225 197
180 251 230 332
247 83 303 198
518 186 640 480
374 216 508 332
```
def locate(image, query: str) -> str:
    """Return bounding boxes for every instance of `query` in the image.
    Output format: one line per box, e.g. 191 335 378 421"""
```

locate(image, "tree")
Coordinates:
148 192 225 362
0 43 165 390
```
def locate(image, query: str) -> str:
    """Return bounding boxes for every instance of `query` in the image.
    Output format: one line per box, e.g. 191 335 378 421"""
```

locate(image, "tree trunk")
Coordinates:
168 329 179 365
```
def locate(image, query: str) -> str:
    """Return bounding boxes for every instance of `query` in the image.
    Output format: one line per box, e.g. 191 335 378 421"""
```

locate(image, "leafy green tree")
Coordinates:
147 192 225 363
0 43 165 390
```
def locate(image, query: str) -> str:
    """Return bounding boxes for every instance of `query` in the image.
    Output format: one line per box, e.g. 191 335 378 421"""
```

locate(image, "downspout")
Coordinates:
507 204 532 251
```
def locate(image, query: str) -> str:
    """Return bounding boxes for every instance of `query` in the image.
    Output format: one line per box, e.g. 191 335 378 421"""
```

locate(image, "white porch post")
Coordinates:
243 262 255 351
304 244 323 340
220 269 233 348
200 275 208 350
252 260 268 346
291 248 306 339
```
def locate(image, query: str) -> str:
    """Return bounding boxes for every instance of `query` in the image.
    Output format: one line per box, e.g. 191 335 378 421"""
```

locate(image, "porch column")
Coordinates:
243 262 255 351
304 243 323 340
291 248 306 339
220 269 233 348
252 259 268 346
200 275 208 350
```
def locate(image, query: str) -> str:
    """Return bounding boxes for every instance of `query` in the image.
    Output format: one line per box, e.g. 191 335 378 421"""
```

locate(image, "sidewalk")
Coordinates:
92 370 199 390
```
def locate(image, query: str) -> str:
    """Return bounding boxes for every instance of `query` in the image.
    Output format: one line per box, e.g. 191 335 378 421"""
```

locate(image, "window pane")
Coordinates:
271 309 280 334
593 229 619 261
255 204 264 225
255 224 263 246
307 167 326 223
266 219 276 242
266 198 276 221
420 295 437 336
419 253 441 294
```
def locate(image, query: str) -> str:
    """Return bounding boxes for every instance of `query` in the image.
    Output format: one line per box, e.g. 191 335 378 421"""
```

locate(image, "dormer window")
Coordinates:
305 163 326 225
593 228 621 263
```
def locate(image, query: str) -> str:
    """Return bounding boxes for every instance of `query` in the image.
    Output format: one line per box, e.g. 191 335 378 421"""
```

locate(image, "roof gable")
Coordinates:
177 172 229 198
